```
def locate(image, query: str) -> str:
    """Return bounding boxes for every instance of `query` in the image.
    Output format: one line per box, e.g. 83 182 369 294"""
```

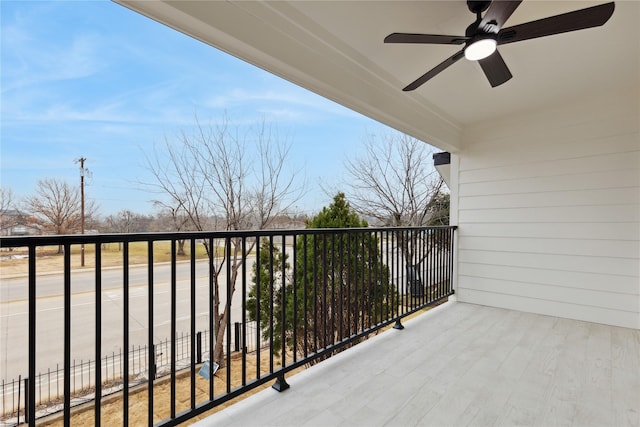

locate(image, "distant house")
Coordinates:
0 210 41 236
269 214 307 229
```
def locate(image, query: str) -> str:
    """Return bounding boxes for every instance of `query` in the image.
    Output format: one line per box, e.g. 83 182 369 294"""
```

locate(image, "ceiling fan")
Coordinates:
384 1 615 91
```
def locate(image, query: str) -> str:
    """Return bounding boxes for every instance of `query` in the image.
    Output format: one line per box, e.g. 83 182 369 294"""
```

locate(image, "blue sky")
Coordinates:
1 0 395 216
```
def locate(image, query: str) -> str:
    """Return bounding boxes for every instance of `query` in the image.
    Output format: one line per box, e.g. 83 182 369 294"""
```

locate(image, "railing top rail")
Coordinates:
0 225 457 248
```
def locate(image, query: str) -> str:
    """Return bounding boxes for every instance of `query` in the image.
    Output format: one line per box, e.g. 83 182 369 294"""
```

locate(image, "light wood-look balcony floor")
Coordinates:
195 302 640 427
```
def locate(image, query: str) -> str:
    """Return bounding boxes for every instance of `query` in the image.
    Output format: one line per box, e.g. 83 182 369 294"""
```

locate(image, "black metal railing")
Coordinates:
0 226 455 426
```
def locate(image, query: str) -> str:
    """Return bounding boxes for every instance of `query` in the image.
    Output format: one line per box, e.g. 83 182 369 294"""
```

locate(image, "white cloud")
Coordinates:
2 26 106 93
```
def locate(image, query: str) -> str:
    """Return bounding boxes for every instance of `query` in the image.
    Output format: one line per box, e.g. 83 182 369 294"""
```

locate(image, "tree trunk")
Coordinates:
213 311 228 367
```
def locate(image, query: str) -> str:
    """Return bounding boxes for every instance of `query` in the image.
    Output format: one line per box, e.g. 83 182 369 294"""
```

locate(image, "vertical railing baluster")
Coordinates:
371 231 376 327
367 231 373 329
346 231 351 338
313 236 318 353
360 233 365 333
170 239 176 420
447 228 452 295
392 231 397 321
28 245 36 427
450 228 455 294
281 233 287 366
393 231 404 330
384 230 389 322
338 232 344 342
426 230 430 304
443 228 448 296
208 237 214 400
63 243 71 426
429 230 433 300
330 234 335 346
292 233 298 363
190 238 196 409
443 229 448 296
147 240 154 427
255 237 261 379
268 235 274 373
426 230 431 301
225 237 232 393
303 235 308 358
435 229 439 300
322 234 327 350
18 376 22 425
95 243 102 426
377 231 383 325
417 230 421 305
385 230 390 321
433 229 438 299
241 237 247 385
439 228 443 296
415 230 420 305
438 229 442 300
403 230 408 316
123 240 129 425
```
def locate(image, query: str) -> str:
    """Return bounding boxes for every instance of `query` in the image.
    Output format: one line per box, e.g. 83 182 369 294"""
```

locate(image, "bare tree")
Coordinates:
344 131 449 278
104 210 153 250
24 178 97 252
105 210 153 234
344 131 446 227
144 115 304 366
0 187 15 231
0 187 14 216
152 201 191 255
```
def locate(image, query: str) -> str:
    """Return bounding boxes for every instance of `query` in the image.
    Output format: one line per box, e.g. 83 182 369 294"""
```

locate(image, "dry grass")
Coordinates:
0 241 215 277
37 350 305 427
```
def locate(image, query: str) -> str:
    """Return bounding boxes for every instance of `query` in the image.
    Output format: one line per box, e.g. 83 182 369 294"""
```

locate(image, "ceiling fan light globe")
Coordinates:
464 38 497 61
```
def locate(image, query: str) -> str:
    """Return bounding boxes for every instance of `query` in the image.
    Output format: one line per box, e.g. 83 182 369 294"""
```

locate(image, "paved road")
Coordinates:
0 259 251 382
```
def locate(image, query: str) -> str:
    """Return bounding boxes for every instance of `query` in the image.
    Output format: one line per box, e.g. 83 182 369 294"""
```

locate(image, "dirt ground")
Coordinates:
38 351 305 426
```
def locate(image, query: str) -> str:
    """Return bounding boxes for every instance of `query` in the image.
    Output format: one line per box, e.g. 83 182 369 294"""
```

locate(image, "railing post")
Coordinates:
272 374 290 392
196 332 202 364
393 318 404 330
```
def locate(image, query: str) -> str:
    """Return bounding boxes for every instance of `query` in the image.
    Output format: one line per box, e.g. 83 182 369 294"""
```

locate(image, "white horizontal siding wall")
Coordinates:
454 87 639 329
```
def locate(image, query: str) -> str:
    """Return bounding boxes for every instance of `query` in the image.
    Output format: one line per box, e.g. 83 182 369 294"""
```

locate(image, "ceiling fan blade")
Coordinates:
498 2 615 45
403 50 465 91
478 50 512 87
479 1 523 33
384 33 467 45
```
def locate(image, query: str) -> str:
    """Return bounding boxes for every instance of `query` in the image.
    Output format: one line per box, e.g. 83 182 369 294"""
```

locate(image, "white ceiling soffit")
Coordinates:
114 1 639 153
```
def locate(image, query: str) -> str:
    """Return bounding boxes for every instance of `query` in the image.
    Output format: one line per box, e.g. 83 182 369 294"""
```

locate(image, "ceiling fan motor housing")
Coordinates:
467 1 491 15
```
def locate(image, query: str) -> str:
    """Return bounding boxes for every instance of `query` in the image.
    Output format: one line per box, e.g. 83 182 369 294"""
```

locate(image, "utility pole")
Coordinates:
76 157 87 267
